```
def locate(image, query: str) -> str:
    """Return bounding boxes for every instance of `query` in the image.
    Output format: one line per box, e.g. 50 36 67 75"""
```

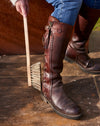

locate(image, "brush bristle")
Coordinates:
31 62 41 91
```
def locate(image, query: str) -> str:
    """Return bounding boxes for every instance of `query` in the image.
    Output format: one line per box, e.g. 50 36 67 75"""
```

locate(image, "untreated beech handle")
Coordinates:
23 16 31 86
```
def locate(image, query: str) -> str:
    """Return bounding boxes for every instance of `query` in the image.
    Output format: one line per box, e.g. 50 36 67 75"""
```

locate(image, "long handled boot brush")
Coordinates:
23 16 41 91
92 75 100 108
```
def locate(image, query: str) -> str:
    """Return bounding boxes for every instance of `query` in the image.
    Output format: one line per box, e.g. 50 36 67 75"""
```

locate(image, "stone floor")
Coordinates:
0 30 100 126
0 51 100 126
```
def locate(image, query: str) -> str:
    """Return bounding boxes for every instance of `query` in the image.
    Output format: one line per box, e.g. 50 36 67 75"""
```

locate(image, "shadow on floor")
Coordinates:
63 76 100 121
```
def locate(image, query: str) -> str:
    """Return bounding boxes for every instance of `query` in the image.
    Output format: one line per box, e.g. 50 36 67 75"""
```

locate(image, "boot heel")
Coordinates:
41 94 49 104
64 56 74 63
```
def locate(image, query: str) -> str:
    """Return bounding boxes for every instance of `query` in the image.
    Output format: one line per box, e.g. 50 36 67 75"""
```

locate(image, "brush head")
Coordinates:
31 62 41 91
97 101 100 109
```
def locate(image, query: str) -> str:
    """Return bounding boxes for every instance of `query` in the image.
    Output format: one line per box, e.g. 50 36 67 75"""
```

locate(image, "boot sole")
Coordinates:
41 94 82 120
64 56 100 74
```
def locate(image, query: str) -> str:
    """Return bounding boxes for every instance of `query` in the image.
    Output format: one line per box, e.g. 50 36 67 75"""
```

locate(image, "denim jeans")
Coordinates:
46 0 100 26
84 0 100 9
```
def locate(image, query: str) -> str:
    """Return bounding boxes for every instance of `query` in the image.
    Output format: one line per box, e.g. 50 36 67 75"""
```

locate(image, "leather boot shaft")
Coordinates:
42 16 73 100
74 3 100 41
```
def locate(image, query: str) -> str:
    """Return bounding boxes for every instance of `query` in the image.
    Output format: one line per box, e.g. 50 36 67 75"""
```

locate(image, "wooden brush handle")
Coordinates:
23 16 31 86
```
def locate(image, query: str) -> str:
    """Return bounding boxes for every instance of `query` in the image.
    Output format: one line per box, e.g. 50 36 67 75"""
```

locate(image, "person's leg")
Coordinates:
41 0 83 119
84 0 100 9
65 2 100 74
46 0 83 25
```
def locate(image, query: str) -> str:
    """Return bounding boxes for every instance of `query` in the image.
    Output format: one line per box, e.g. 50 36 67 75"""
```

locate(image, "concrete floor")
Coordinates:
0 31 100 126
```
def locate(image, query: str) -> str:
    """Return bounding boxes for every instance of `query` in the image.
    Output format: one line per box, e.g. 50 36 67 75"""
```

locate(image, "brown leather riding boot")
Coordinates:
41 16 82 119
65 3 100 74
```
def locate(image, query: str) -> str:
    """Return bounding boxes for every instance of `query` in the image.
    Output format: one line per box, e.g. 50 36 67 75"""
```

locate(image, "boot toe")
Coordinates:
83 60 100 74
65 105 82 117
90 64 100 73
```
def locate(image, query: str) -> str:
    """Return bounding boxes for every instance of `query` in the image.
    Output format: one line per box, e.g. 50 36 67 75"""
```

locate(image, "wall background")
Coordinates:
0 0 53 55
0 1 99 55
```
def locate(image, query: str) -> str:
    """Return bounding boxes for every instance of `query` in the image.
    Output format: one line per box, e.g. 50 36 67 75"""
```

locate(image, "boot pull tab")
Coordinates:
45 22 53 30
43 22 54 49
